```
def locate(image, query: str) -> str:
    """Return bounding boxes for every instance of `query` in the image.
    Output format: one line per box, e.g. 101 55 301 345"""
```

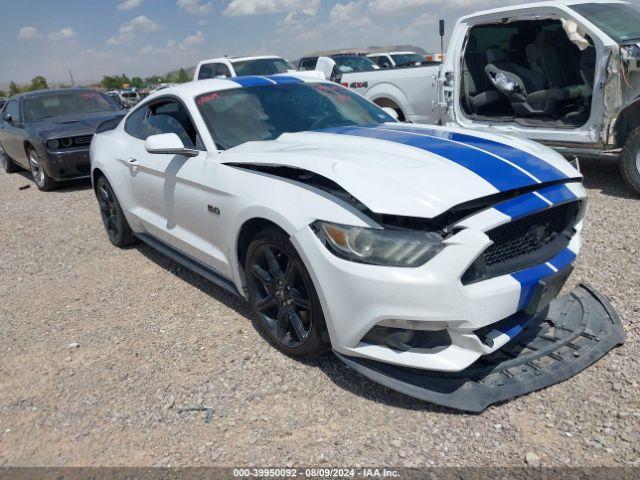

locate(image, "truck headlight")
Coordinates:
313 221 444 267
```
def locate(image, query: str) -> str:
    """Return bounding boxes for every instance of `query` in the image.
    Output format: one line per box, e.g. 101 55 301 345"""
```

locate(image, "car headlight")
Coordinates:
46 139 60 150
313 221 444 267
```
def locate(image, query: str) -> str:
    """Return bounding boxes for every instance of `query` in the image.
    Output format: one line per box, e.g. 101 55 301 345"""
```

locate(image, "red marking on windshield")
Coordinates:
197 92 220 105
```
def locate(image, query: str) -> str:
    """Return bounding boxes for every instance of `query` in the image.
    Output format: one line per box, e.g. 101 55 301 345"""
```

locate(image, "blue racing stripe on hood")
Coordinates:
232 76 275 87
381 124 570 184
321 125 538 192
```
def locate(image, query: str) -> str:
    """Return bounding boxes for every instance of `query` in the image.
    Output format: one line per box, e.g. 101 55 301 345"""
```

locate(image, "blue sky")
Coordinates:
2 0 631 86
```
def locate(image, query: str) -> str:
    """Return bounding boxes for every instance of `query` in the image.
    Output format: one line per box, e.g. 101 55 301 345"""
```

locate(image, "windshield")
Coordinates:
24 91 119 121
391 53 425 66
333 56 377 73
572 3 640 43
196 83 394 150
233 58 296 76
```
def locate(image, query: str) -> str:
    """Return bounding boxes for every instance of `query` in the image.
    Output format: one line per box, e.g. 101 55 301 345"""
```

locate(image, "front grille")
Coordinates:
73 135 93 146
462 201 582 284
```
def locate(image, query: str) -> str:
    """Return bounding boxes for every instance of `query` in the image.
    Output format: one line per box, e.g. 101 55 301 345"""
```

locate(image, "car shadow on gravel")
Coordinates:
13 170 92 193
579 157 638 199
135 242 467 415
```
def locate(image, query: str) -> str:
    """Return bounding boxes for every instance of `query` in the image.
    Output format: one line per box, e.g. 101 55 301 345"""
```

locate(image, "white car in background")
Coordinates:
367 51 431 69
194 55 297 80
89 74 624 412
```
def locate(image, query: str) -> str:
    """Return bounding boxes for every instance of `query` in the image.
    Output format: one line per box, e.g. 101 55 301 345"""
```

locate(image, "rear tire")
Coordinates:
95 175 138 248
620 127 640 197
0 143 20 173
28 147 57 191
245 228 330 360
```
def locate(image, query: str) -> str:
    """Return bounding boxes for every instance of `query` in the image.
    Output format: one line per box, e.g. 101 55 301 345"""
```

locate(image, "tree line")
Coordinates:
100 68 190 90
0 76 49 97
1 68 192 98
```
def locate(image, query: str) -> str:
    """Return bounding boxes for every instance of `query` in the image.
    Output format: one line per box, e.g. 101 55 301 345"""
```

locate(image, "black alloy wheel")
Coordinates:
246 229 330 358
95 175 137 247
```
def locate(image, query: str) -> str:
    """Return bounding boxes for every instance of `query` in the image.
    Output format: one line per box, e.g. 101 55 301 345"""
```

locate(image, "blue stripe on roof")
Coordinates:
495 192 550 220
321 126 538 192
271 75 304 84
379 124 569 184
536 183 577 204
231 76 275 87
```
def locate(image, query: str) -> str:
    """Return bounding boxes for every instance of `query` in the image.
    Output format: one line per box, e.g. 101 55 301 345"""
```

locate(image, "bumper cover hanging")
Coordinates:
336 284 625 413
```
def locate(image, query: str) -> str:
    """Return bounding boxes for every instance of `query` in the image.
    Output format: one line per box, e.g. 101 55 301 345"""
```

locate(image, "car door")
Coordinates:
122 97 225 271
0 99 28 168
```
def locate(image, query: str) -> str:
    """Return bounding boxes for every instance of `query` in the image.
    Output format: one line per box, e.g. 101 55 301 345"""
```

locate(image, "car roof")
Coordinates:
16 88 99 100
143 73 328 103
460 0 629 21
198 55 284 65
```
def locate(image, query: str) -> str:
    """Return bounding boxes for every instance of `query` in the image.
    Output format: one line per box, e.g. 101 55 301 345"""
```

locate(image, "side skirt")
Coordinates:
136 233 242 298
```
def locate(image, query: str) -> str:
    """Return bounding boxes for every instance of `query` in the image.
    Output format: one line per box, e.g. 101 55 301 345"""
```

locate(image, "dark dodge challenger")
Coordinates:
0 89 124 190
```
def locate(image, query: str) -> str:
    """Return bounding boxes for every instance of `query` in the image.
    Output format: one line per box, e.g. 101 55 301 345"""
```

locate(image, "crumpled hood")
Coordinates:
222 123 580 218
30 111 124 139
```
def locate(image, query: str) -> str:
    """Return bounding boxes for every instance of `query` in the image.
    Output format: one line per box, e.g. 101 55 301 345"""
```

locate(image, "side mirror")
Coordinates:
382 107 399 120
145 133 199 157
3 112 12 123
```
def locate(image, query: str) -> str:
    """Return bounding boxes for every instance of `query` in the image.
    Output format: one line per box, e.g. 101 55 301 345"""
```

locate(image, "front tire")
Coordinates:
245 228 330 359
28 148 57 191
0 143 20 173
620 127 640 197
95 175 138 248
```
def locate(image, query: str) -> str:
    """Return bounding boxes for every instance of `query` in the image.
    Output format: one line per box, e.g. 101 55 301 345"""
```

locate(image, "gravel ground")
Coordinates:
0 159 638 468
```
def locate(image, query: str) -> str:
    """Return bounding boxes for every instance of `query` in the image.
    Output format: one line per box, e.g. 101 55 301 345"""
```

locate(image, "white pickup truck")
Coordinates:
319 1 640 194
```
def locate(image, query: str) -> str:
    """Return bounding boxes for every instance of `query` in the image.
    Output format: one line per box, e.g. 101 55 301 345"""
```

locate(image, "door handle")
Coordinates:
128 158 138 164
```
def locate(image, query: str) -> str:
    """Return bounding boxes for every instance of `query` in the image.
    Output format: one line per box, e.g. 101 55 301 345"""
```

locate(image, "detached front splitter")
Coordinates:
335 284 625 413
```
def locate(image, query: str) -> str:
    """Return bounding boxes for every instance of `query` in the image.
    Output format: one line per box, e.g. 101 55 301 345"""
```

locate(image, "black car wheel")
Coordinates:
95 175 137 248
0 142 20 173
245 228 330 359
28 148 57 191
621 127 640 197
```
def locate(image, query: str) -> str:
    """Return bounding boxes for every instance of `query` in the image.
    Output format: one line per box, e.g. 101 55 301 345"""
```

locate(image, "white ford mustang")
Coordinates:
90 74 624 411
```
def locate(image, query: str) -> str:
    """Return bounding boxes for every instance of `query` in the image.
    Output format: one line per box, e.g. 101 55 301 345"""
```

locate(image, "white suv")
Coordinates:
194 55 297 80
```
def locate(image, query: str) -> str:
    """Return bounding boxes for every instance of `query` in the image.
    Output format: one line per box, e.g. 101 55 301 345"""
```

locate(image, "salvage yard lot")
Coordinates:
0 159 638 467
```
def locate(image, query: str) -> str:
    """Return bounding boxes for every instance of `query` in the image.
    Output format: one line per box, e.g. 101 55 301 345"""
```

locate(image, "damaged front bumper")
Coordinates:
335 284 625 413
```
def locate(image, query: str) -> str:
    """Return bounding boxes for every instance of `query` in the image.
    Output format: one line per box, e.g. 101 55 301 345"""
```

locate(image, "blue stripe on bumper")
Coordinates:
511 248 577 312
495 192 550 219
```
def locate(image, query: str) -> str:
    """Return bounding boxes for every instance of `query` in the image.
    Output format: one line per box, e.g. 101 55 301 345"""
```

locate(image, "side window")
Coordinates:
4 100 21 122
215 63 232 78
299 58 317 71
124 104 150 139
378 56 392 68
125 99 203 149
198 63 214 80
